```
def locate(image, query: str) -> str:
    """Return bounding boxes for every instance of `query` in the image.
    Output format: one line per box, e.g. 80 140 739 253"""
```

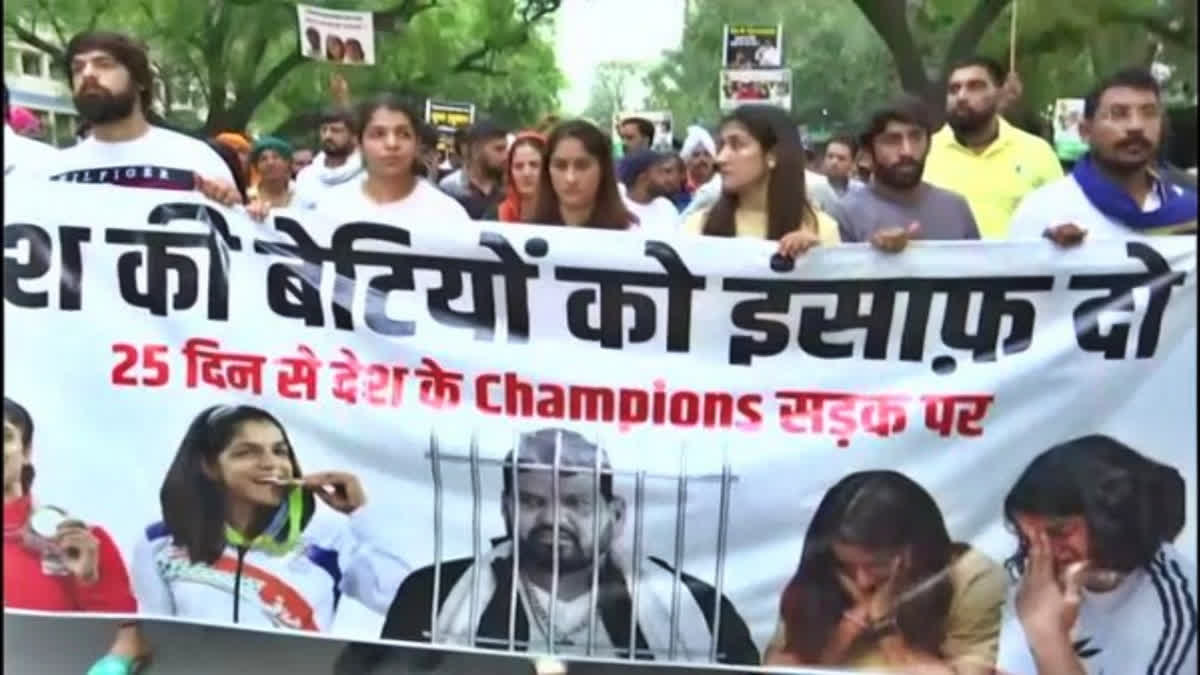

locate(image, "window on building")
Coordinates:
54 113 78 148
19 50 43 78
5 47 21 73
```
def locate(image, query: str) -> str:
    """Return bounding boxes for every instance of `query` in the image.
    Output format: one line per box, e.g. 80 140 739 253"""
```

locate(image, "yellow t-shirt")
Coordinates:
924 117 1063 240
682 205 841 245
766 546 1007 671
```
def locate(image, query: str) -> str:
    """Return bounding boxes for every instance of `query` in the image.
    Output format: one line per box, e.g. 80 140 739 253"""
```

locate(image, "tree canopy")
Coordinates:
646 0 1197 136
5 0 565 140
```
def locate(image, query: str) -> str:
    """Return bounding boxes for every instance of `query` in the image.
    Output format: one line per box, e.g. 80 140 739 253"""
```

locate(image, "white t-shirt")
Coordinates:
995 544 1197 675
4 126 57 178
623 195 680 235
39 125 233 189
314 174 470 226
294 150 363 209
1008 174 1193 240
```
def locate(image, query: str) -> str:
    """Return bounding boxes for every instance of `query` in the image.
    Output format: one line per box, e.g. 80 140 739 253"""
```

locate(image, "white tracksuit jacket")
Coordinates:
131 503 410 632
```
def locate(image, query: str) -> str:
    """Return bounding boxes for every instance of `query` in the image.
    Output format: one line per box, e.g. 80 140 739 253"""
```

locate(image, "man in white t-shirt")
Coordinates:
1009 69 1196 245
3 84 57 177
618 149 679 234
995 434 1196 675
35 31 234 200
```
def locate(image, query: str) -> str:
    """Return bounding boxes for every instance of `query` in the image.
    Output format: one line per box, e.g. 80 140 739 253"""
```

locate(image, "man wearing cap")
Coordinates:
679 125 717 194
246 136 296 213
620 150 680 234
375 428 758 666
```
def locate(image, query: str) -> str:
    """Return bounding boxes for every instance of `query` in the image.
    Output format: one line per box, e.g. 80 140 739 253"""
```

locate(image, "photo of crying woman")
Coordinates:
765 470 1007 674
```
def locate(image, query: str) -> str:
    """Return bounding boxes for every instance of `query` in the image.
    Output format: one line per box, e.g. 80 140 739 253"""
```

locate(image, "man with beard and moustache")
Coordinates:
831 96 980 252
620 149 681 234
293 106 363 209
924 57 1062 240
374 428 759 666
1009 69 1197 245
439 119 509 219
36 31 235 198
680 124 718 195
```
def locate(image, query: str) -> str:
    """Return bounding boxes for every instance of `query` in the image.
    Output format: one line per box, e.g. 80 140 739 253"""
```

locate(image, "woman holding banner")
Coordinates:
131 404 412 631
3 398 149 675
765 470 1005 674
682 105 840 257
531 119 636 229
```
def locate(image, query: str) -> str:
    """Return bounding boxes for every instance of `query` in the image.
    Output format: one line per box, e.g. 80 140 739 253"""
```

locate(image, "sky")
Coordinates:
554 0 686 114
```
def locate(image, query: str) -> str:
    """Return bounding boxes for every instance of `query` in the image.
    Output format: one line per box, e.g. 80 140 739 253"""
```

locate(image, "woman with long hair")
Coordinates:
531 119 635 229
496 131 546 223
684 105 840 257
131 405 411 630
766 471 1005 674
4 398 148 675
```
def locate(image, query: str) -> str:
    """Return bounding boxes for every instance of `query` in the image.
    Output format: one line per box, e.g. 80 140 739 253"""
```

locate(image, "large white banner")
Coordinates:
4 182 1196 672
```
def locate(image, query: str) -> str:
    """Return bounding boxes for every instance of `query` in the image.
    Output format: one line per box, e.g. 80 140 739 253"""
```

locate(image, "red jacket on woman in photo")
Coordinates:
3 495 137 612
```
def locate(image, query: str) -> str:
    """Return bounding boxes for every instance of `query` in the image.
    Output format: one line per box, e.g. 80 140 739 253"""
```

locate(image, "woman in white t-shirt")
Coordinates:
314 94 470 224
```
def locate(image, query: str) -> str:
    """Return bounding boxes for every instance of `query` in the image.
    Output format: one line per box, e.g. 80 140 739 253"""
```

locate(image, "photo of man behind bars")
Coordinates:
379 427 759 665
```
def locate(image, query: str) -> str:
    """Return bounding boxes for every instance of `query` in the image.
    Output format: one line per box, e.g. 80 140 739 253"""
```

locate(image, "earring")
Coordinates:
767 159 776 170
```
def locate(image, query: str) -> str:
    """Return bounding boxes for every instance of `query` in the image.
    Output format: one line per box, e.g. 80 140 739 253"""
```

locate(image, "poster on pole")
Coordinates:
720 69 792 111
1052 98 1088 162
425 100 476 166
722 24 783 69
612 110 675 155
297 4 376 66
3 179 1197 674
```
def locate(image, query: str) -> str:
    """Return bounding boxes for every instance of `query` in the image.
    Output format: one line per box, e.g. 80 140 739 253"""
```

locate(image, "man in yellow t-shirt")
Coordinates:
924 57 1063 239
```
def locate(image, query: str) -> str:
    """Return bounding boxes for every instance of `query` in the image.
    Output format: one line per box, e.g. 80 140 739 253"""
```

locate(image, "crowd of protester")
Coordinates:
2 26 1198 675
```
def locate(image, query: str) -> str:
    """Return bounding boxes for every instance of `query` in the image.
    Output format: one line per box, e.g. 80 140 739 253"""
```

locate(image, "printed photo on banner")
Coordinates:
722 24 783 69
381 428 759 664
296 4 376 65
612 110 674 155
1053 98 1088 162
425 100 475 168
720 69 792 111
2 182 1197 673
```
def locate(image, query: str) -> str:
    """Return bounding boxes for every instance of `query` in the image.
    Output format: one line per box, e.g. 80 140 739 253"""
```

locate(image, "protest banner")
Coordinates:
4 182 1196 671
425 99 476 166
1053 98 1088 162
297 4 376 65
720 69 792 111
722 24 783 69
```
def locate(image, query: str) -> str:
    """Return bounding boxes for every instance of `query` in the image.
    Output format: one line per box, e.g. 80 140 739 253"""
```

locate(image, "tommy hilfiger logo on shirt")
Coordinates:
50 165 196 191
